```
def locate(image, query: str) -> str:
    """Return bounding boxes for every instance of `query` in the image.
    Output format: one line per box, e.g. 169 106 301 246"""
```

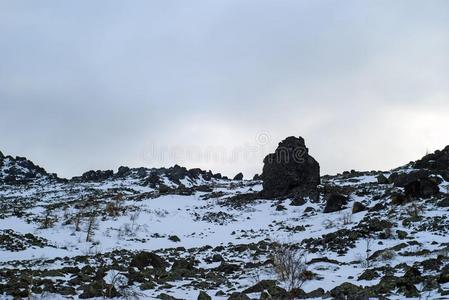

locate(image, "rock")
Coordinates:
228 292 250 300
323 193 348 213
437 197 449 207
403 267 422 284
404 178 440 199
396 230 408 240
376 174 389 184
116 166 131 177
0 150 4 160
214 262 240 274
352 201 366 214
233 173 244 181
438 265 449 283
330 282 367 299
290 196 307 206
76 170 114 182
276 204 287 211
129 251 168 270
197 291 211 300
414 145 449 171
261 136 320 201
358 269 379 281
253 174 261 180
157 293 182 300
168 235 181 242
243 280 287 298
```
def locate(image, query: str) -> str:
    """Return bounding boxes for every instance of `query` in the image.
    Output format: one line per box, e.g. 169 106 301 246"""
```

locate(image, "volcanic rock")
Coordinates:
261 136 320 201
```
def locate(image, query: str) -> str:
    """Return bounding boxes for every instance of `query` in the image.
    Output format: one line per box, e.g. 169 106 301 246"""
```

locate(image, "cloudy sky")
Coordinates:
1 0 448 178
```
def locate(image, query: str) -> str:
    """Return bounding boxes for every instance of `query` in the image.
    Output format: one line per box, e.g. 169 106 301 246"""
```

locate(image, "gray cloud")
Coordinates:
1 0 448 178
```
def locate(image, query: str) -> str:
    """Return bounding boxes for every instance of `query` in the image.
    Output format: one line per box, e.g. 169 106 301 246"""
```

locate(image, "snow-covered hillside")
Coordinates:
1 148 449 299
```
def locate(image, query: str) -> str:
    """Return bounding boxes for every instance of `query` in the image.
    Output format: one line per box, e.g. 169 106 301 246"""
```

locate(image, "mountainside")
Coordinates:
1 140 449 300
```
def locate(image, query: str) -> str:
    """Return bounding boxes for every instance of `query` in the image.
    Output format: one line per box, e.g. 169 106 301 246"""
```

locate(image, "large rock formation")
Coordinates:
261 136 320 201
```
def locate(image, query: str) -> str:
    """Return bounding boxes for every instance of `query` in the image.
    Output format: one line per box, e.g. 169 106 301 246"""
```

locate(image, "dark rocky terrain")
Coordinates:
1 137 449 299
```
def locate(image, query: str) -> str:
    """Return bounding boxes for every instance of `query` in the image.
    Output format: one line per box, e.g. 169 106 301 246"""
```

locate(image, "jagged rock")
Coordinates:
157 293 182 300
0 150 4 159
261 136 320 201
253 173 261 180
352 201 366 214
129 251 168 270
323 193 348 213
233 173 244 181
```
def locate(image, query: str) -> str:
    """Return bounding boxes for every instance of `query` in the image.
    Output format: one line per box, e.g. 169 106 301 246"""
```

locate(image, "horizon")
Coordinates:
1 1 449 178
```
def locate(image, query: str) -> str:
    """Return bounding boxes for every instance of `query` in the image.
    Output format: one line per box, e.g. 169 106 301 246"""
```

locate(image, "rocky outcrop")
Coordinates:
233 173 243 181
261 136 320 201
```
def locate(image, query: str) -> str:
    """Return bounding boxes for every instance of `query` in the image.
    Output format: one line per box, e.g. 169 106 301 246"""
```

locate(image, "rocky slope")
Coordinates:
0 139 449 299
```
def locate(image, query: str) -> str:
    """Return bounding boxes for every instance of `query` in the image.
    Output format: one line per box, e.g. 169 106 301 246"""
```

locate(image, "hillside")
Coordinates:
1 140 449 299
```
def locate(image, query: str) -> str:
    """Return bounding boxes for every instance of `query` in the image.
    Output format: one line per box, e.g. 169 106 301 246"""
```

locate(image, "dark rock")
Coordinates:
352 201 366 214
403 267 422 284
414 145 449 171
291 196 307 206
228 292 250 300
404 178 440 199
358 269 379 281
377 174 389 184
214 262 240 274
276 204 287 211
323 193 348 213
437 197 449 207
76 170 114 182
438 265 449 283
168 235 181 242
330 282 368 300
261 136 320 201
233 173 244 181
129 251 168 270
198 291 211 300
116 166 131 177
243 280 287 298
253 174 261 181
157 293 182 300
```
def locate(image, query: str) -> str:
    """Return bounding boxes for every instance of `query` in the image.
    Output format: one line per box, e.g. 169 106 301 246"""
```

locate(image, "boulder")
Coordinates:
352 201 366 214
233 173 244 181
129 251 168 270
116 166 131 177
228 293 250 300
377 174 389 184
330 282 367 299
261 136 320 201
197 291 211 300
252 173 261 181
324 193 348 213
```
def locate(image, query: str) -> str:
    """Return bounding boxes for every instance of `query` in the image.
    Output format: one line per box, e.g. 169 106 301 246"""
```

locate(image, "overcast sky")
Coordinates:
1 0 448 178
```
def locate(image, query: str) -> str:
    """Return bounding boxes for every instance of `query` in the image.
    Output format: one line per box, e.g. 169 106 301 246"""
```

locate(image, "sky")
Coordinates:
1 0 449 179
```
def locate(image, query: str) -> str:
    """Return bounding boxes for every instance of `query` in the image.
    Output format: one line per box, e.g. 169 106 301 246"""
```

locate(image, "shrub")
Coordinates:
271 244 310 290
